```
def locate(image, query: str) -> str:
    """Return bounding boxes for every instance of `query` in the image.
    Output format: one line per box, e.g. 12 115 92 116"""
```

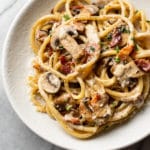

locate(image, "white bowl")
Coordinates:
2 0 150 150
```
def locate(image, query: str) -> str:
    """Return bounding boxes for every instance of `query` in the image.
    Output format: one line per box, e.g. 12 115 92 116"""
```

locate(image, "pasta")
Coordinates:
28 0 150 139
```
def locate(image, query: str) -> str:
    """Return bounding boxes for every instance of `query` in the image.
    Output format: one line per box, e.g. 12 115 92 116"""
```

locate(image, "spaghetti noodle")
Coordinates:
28 0 150 139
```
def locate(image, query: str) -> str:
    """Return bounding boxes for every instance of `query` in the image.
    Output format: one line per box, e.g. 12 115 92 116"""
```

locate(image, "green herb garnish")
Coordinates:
106 33 112 41
111 101 118 108
59 45 64 50
114 57 120 63
115 46 120 53
134 43 139 51
90 46 95 52
63 14 71 21
119 26 130 33
65 104 72 111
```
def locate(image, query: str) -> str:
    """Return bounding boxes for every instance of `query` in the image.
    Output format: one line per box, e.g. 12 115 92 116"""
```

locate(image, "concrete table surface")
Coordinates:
0 0 149 150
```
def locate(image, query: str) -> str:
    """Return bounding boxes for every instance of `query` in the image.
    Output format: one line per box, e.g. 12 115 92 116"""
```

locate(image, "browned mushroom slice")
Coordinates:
50 25 78 50
39 72 61 94
50 25 83 59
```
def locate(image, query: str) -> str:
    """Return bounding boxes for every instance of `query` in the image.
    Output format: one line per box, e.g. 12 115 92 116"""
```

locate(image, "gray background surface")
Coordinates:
0 0 149 150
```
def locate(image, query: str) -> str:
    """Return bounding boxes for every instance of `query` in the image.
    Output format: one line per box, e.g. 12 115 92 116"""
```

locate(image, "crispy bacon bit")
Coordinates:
118 45 134 60
60 55 67 65
60 63 72 74
64 114 80 124
46 44 53 56
70 117 80 124
90 94 101 105
59 55 74 74
110 29 122 48
135 59 150 72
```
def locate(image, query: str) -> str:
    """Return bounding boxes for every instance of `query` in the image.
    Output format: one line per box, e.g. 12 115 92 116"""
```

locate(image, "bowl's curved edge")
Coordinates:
1 0 149 150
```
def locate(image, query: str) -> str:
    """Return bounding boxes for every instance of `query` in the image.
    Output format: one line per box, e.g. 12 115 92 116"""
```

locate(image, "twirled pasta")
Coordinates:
28 0 150 139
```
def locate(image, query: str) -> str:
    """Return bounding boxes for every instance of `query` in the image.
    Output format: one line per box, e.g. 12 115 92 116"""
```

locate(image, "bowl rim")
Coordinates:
2 0 150 149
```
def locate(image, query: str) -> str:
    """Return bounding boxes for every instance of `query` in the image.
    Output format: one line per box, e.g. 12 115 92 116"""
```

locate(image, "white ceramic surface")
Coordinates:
2 0 150 150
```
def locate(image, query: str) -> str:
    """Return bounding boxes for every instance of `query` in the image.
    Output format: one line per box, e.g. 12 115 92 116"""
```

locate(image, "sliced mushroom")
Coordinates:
51 25 78 49
39 72 61 94
50 25 84 60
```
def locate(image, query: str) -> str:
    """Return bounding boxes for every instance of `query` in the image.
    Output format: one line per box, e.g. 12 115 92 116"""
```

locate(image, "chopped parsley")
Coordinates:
134 43 139 51
65 104 72 111
106 33 112 41
90 46 95 52
115 46 120 53
119 26 130 33
111 101 118 108
114 57 120 63
63 14 71 21
59 45 64 50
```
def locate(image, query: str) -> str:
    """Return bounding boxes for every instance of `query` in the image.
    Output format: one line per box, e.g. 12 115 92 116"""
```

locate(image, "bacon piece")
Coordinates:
60 63 72 74
60 55 67 65
64 114 80 124
118 45 134 60
90 94 101 106
46 44 53 56
135 59 150 72
110 29 122 48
